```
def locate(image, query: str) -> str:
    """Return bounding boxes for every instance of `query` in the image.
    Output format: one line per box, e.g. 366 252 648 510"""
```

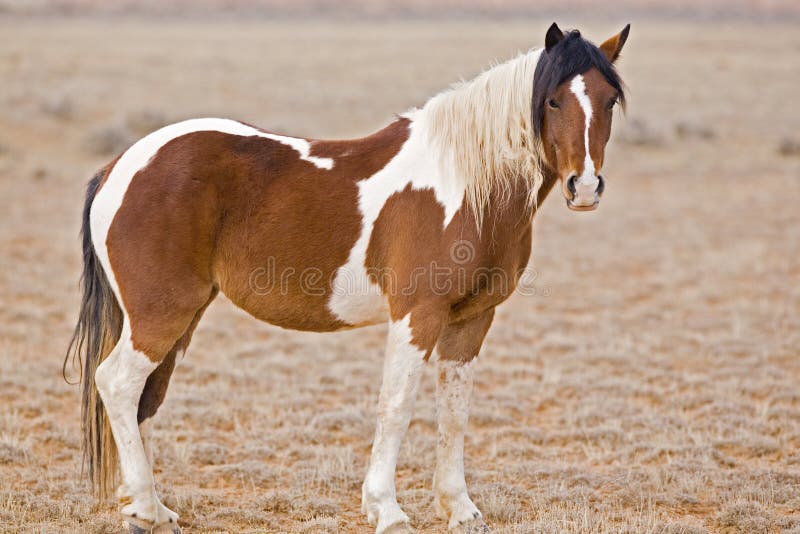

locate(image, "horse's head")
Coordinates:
532 23 629 211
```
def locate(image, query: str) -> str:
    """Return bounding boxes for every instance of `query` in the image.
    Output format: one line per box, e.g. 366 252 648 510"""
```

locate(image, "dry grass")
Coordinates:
0 15 799 534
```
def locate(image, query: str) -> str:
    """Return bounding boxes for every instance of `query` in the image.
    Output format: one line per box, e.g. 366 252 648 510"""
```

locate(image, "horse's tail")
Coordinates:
63 168 123 500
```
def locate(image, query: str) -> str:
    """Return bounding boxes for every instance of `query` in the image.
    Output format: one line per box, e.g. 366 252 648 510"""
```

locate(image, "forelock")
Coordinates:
531 30 626 138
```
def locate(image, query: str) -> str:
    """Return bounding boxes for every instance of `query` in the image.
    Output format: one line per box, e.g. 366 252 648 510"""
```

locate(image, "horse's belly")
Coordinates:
328 270 390 327
219 258 389 332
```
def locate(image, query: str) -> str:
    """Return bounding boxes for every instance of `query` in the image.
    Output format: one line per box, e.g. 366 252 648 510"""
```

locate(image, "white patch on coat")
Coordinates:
569 75 599 188
262 134 334 170
434 358 482 527
362 314 427 532
90 118 332 300
328 112 466 325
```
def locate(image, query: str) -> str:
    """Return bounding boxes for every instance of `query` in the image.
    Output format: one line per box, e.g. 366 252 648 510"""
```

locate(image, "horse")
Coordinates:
64 22 629 534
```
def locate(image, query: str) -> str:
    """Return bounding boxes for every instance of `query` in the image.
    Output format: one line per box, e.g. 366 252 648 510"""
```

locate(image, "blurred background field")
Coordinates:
0 2 799 533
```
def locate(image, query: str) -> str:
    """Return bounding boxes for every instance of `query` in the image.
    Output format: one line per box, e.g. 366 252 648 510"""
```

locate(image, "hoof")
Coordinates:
127 516 181 534
383 521 415 534
128 524 181 534
451 518 490 534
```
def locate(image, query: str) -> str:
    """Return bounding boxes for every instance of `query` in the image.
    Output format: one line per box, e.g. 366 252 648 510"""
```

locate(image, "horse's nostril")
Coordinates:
566 175 577 196
596 175 605 195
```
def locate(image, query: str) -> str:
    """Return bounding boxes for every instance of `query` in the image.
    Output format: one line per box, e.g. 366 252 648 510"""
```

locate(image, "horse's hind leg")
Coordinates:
95 288 214 532
95 325 179 532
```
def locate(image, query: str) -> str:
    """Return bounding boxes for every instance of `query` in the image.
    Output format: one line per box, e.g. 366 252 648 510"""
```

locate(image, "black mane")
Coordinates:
532 30 626 139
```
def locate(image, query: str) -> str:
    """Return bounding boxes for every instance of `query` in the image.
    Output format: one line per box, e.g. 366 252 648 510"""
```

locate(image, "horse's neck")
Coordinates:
485 166 558 231
382 113 557 238
534 167 559 209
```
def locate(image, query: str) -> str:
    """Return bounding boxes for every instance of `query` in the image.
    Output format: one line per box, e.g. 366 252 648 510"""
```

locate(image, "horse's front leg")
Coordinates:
434 309 494 533
362 309 442 534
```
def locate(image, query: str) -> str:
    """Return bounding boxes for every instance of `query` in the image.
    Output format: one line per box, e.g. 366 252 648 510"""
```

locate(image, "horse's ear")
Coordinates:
545 22 564 53
599 24 630 62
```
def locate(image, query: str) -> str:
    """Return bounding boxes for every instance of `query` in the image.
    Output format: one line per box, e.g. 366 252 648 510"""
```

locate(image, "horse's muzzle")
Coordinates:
566 174 604 211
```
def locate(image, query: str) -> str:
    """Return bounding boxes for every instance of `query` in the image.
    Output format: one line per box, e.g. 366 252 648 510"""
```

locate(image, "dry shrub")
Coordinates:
85 110 170 156
778 138 800 157
0 412 29 465
189 442 229 466
239 444 275 462
309 446 359 494
259 491 294 514
311 408 368 433
0 442 26 464
84 123 135 156
32 167 48 181
616 117 665 147
675 121 716 140
40 94 74 120
209 506 278 530
473 483 527 523
712 500 776 534
297 496 339 520
214 460 276 487
298 515 339 533
125 109 169 137
654 521 708 534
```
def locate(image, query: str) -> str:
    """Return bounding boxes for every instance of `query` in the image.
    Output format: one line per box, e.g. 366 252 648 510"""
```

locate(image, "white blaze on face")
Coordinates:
569 75 600 198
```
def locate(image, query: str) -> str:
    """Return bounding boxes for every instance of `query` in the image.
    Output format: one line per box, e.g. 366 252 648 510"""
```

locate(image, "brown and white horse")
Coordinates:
65 23 629 534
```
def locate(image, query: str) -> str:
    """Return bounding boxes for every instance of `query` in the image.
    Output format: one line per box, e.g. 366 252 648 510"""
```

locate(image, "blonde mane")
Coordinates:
423 48 546 227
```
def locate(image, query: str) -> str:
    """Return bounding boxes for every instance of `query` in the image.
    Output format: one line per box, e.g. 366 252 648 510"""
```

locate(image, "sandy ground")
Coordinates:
0 17 799 534
3 0 800 20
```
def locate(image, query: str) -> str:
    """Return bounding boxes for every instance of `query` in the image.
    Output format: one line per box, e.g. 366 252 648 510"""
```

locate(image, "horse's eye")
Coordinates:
607 98 618 110
547 99 560 110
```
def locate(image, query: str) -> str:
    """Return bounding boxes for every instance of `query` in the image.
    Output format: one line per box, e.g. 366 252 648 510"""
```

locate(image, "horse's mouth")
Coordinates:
566 198 599 211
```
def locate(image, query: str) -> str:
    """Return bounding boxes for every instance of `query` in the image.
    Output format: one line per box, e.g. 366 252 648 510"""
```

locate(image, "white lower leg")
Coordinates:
362 315 426 533
434 358 482 529
95 332 177 526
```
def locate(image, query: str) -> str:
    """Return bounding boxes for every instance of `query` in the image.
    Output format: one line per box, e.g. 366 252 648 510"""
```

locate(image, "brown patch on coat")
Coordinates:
364 185 449 354
106 136 223 359
310 118 410 178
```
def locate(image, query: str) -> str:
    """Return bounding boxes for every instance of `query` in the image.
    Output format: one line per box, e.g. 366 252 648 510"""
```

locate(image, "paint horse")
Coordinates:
65 23 629 534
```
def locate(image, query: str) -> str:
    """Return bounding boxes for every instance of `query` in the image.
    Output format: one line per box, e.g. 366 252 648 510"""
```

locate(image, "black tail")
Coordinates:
63 169 123 499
